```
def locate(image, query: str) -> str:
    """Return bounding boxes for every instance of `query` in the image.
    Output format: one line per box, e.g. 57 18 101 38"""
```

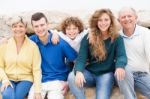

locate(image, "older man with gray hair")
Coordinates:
117 7 150 99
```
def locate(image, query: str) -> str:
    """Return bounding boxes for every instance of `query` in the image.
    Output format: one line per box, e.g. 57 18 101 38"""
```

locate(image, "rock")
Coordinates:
0 10 150 40
1 11 70 34
65 87 147 99
137 10 150 28
0 10 150 99
0 87 147 99
0 16 11 39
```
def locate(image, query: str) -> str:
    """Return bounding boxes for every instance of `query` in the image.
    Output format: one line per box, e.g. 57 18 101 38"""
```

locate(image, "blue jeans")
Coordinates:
117 69 150 99
0 80 33 99
68 69 114 99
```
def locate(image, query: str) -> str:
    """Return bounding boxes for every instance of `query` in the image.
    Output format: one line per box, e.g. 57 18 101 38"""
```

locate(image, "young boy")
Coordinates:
52 16 88 52
51 17 88 71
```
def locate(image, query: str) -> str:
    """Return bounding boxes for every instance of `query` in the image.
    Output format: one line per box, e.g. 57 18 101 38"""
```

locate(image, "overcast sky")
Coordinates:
0 0 149 15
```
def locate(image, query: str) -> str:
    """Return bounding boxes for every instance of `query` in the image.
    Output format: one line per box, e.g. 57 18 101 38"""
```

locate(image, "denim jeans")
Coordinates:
117 69 150 99
0 80 33 99
68 69 114 99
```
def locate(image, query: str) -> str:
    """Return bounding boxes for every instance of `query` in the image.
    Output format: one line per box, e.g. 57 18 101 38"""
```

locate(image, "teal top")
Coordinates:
75 34 127 75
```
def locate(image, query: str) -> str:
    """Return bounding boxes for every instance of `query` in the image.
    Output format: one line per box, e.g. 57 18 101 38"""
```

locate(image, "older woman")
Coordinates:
0 16 42 99
68 9 127 99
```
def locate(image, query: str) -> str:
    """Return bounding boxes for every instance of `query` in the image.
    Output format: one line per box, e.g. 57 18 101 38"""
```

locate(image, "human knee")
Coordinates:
115 72 132 86
48 93 64 99
2 91 13 99
68 72 75 84
28 90 34 99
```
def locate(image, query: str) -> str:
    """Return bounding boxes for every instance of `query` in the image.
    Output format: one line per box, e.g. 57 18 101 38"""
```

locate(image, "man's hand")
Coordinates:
115 68 125 81
34 93 42 99
60 81 69 96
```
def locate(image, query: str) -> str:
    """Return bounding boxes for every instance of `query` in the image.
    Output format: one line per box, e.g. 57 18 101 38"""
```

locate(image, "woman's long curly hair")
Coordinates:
89 9 119 61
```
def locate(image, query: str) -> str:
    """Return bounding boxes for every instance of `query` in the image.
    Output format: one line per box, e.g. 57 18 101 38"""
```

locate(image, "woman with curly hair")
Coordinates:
68 9 127 99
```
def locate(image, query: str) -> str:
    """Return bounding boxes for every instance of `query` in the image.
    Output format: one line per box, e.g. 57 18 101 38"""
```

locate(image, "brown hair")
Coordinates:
31 12 48 25
60 16 84 34
89 9 119 61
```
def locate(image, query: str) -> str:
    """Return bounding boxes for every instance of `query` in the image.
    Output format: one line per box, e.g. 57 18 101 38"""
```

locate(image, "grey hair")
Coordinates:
10 16 27 27
118 7 137 18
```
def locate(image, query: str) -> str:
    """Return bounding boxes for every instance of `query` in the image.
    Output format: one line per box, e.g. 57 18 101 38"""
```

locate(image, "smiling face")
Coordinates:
12 22 26 39
97 13 111 33
65 24 80 40
118 8 137 31
60 16 84 40
32 17 49 38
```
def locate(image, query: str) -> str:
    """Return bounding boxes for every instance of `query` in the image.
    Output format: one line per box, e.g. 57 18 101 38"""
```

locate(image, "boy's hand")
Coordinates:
51 30 59 44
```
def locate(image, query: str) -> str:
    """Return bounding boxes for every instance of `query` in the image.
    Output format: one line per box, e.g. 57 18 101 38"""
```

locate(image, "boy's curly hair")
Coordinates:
60 16 84 34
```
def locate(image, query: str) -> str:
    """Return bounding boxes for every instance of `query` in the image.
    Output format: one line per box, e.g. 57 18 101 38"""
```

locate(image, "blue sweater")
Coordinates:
30 31 77 82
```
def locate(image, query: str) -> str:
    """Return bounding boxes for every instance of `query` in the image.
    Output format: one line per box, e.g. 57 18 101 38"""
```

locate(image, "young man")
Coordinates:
117 7 150 99
28 12 77 99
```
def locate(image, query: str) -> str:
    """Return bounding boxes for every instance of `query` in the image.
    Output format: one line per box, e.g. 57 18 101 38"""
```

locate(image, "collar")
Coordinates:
7 35 29 51
120 25 140 39
34 30 52 44
9 35 28 44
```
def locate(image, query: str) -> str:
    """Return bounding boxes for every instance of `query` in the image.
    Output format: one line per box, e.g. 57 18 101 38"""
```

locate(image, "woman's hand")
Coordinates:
1 81 13 92
115 68 125 81
75 71 86 88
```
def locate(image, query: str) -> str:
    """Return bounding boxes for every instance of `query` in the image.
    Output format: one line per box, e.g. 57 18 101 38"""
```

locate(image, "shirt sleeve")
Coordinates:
79 29 88 39
32 44 42 93
58 31 70 43
143 28 150 65
29 35 36 42
115 35 127 68
74 34 89 73
0 44 9 82
62 40 77 62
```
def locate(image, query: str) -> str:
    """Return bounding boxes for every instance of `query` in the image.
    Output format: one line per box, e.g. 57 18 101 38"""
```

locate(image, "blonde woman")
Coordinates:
0 16 42 99
68 9 127 99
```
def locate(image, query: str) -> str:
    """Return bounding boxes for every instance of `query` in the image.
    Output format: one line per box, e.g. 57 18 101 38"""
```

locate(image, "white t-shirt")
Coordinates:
120 25 150 73
58 29 88 52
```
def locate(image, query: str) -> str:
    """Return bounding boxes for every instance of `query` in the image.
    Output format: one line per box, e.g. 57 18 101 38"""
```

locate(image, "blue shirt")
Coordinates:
30 31 77 82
